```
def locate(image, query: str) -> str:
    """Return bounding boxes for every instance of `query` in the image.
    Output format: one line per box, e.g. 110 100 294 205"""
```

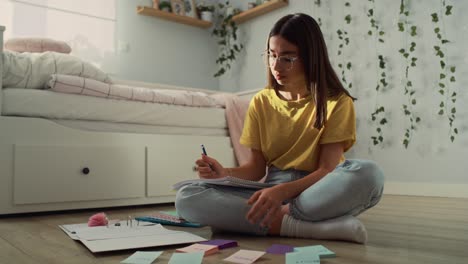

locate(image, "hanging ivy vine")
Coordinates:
336 2 352 90
398 0 421 148
431 0 457 142
212 1 243 77
367 0 388 146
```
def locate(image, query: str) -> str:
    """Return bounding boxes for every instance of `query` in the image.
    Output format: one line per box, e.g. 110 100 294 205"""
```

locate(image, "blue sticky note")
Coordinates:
294 245 336 258
168 252 204 264
121 251 163 264
286 251 320 264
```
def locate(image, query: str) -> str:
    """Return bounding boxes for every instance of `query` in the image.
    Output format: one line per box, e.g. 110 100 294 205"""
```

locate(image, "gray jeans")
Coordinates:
175 159 384 235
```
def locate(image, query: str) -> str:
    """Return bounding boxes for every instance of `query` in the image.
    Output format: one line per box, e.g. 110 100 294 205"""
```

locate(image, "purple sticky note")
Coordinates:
266 244 295 255
199 239 238 249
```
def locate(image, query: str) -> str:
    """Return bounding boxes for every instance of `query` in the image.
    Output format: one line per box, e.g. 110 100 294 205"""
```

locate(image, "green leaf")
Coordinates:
410 26 417 36
411 99 416 105
451 108 456 114
380 118 387 125
416 117 421 122
450 136 454 142
398 22 404 31
440 102 444 107
434 27 440 33
439 83 445 88
442 39 449 44
440 73 446 79
434 45 440 51
399 48 405 54
345 2 350 7
379 31 385 36
438 109 444 115
446 5 452 15
439 89 444 95
368 9 373 16
431 13 438 22
403 139 409 148
377 127 381 132
368 30 372 35
450 66 456 73
440 60 446 69
454 128 458 134
378 136 383 142
450 76 456 82
345 15 352 24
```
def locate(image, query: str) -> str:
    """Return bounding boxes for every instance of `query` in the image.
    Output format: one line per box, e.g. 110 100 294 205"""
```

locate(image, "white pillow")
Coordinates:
2 50 111 89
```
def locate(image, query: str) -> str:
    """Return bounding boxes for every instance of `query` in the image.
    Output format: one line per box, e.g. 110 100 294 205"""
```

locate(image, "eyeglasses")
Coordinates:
262 52 299 71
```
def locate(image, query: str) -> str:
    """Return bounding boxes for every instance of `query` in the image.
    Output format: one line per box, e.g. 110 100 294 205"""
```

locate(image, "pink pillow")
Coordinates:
4 38 72 54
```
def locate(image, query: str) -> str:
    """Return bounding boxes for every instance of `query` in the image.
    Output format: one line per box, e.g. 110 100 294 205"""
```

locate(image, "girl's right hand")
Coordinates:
195 154 226 179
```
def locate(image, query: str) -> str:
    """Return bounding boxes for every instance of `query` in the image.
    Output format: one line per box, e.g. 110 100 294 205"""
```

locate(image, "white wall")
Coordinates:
225 0 468 198
113 0 218 90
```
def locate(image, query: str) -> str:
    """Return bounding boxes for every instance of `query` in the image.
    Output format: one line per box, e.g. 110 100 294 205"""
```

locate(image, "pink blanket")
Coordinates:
220 94 251 166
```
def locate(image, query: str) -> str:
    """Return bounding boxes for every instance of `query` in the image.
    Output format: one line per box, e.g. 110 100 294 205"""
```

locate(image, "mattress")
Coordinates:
53 120 228 136
2 88 227 129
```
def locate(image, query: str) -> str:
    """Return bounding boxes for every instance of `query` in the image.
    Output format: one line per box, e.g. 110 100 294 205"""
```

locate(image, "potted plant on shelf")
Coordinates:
212 1 243 77
197 1 215 22
159 0 172 12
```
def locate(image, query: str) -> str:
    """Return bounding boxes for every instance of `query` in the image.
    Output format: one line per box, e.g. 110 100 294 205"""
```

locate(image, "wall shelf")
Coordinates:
136 0 288 28
232 0 289 24
136 6 212 28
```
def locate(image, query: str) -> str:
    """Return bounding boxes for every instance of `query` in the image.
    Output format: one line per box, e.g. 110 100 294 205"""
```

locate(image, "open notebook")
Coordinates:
59 220 206 253
173 176 275 190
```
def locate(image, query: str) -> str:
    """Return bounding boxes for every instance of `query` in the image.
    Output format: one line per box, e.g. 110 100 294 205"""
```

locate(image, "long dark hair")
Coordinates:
267 13 355 129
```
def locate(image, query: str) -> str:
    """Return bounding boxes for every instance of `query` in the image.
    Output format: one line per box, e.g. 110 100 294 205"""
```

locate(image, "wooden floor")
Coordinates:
1 195 467 264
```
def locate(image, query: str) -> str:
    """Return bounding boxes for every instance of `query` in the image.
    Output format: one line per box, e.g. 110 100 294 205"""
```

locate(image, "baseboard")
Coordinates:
384 181 468 198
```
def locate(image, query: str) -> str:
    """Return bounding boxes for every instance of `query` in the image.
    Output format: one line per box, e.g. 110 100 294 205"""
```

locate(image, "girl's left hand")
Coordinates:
246 185 288 228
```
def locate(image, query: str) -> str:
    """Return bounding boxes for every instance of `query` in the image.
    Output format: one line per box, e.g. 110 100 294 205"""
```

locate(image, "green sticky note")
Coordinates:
294 245 336 258
286 251 320 264
168 252 204 264
121 251 163 264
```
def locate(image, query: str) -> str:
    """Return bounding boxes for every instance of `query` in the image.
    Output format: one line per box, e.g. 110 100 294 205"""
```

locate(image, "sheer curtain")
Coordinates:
0 0 116 68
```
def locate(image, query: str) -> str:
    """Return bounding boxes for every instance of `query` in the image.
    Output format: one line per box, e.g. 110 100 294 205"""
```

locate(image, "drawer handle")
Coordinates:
82 167 90 175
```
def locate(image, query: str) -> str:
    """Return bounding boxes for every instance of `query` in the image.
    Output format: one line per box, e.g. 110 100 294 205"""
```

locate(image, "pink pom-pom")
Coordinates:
88 212 109 227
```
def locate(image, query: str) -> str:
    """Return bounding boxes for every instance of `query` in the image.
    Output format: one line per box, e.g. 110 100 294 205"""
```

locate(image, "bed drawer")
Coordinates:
147 135 237 197
13 145 145 204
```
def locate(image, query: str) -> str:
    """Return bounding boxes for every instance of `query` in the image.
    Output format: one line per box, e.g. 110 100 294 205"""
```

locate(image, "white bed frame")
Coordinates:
0 26 237 215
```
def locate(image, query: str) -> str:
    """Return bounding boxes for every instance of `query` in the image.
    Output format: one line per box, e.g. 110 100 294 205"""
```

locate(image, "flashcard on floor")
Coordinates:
266 244 294 254
294 245 336 258
168 252 203 264
224 249 265 264
176 243 219 256
286 251 320 264
121 251 163 264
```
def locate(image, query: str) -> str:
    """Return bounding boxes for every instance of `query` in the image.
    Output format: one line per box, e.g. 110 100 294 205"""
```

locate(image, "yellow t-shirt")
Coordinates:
239 87 356 172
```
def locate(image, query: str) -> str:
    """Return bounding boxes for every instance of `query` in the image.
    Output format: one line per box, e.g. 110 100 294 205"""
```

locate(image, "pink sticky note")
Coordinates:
224 249 265 264
176 243 219 256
